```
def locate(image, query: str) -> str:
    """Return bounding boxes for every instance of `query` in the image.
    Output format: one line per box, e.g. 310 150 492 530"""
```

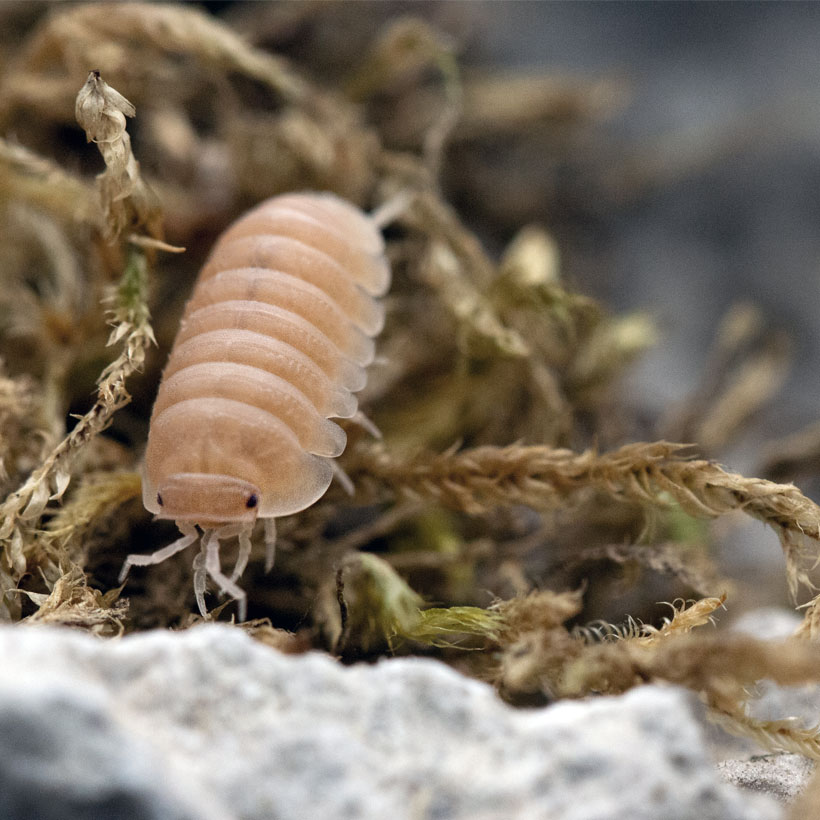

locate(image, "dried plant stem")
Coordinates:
408 188 497 288
0 249 153 617
420 239 530 358
357 440 820 595
573 596 726 645
654 635 820 759
357 440 818 529
0 136 97 224
18 563 128 636
80 2 307 100
590 633 820 758
348 17 461 179
762 419 820 483
0 2 307 124
712 709 820 760
0 67 157 620
376 152 496 289
492 591 820 756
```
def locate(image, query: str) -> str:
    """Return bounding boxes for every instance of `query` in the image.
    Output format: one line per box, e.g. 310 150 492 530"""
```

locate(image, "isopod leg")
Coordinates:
205 522 248 583
205 529 248 622
230 524 254 583
264 518 277 573
330 460 355 497
118 522 199 583
370 190 414 229
193 544 208 617
351 410 382 440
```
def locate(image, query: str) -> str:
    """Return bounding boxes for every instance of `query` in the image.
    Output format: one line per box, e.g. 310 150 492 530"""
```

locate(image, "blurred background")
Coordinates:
347 1 820 433
435 1 820 604
209 0 820 441
220 0 820 607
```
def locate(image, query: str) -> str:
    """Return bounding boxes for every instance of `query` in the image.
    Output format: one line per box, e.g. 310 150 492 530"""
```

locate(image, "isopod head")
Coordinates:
146 471 261 527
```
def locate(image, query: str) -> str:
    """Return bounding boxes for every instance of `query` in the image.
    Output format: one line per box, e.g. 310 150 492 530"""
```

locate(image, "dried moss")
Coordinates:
2 0 820 766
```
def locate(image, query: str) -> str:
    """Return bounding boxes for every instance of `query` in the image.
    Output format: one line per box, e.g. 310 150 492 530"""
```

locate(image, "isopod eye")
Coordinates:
157 493 164 506
246 493 258 509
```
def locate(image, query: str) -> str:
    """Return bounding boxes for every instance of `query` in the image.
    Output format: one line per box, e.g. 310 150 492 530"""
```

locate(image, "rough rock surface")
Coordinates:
708 608 818 805
0 625 782 820
718 755 815 805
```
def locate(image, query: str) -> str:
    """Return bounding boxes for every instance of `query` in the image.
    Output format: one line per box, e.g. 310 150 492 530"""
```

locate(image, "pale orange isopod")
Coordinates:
120 192 391 619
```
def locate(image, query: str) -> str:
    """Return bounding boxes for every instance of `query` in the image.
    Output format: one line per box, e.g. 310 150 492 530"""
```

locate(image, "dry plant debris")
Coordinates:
2 1 820 762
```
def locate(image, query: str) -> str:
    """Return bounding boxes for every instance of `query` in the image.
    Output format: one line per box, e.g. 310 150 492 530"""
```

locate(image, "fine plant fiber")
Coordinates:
350 439 820 598
0 66 156 622
4 1 820 761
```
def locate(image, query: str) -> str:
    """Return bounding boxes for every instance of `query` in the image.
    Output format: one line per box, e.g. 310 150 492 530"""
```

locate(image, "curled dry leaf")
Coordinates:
75 70 161 241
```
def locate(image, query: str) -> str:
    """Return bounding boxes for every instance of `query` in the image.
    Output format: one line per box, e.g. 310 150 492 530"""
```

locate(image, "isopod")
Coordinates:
120 192 390 620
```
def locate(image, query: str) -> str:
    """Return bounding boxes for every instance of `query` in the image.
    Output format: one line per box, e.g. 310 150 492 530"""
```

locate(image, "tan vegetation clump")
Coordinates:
2 1 820 759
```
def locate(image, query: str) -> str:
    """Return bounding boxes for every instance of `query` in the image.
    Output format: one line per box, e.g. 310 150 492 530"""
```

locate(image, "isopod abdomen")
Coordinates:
121 192 390 619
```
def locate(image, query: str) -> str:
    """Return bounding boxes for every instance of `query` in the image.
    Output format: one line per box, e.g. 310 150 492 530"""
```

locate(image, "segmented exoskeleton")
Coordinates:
121 192 390 619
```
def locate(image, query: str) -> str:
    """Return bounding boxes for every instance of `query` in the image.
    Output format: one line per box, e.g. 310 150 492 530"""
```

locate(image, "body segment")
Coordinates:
123 192 389 618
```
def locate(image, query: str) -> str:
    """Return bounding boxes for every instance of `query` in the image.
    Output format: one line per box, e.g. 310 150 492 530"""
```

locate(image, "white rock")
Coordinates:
718 755 815 804
0 625 782 820
730 608 802 641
